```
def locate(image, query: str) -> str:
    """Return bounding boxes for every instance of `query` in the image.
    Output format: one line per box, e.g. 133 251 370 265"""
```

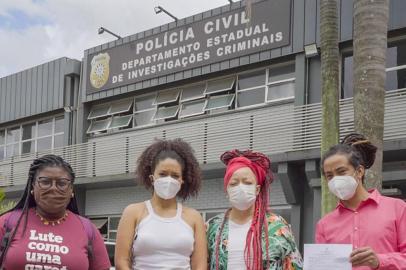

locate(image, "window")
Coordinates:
267 64 295 102
205 77 235 95
237 70 267 108
0 131 4 160
342 41 406 98
180 83 206 102
154 89 181 105
205 94 235 111
88 105 110 120
134 94 157 127
87 118 111 134
238 87 266 107
154 105 179 120
179 99 206 118
90 218 108 239
110 99 133 115
38 119 53 137
109 115 133 129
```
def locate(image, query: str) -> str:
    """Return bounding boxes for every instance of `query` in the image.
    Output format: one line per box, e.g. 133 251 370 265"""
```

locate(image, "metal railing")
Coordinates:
1 89 405 187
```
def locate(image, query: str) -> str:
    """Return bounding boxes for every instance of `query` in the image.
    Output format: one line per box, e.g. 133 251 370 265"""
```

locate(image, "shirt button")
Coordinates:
355 246 358 249
354 211 358 214
354 227 358 231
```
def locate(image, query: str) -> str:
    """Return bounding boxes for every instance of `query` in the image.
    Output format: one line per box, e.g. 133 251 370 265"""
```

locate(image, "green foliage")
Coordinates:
0 188 16 214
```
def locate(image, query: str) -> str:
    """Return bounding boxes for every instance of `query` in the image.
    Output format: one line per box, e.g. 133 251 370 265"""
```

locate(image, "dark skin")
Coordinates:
32 166 73 220
323 154 379 269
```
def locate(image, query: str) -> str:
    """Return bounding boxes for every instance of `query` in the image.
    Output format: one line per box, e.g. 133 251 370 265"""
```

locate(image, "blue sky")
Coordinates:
0 0 228 77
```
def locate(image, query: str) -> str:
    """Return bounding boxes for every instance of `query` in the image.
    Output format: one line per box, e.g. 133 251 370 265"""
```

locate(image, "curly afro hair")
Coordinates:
136 138 202 200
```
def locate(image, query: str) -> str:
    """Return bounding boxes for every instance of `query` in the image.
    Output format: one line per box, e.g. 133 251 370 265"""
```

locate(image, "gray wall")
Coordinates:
85 178 287 216
0 58 80 125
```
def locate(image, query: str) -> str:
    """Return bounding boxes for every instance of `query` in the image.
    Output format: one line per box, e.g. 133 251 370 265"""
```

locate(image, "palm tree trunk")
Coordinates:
353 0 389 190
320 0 340 216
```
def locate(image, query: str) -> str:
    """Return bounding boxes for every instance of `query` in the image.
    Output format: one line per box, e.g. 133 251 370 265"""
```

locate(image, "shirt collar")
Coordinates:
337 189 381 210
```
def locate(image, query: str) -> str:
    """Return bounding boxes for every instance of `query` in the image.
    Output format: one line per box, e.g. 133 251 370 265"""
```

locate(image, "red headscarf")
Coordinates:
223 156 267 190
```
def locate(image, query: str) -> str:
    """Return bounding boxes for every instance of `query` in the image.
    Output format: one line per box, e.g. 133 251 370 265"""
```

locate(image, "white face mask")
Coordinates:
227 183 257 210
153 176 181 200
328 175 358 200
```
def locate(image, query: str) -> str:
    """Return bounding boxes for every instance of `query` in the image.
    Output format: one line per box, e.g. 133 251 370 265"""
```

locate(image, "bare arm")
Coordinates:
115 204 141 270
190 210 208 270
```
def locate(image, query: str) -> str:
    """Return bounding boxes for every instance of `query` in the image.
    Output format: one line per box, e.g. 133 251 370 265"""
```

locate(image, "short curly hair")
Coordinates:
136 138 202 200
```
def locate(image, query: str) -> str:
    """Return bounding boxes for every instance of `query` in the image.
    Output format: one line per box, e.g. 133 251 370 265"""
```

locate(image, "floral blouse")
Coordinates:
206 212 303 270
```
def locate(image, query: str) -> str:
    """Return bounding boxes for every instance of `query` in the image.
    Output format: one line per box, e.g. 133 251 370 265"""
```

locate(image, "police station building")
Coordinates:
1 0 406 249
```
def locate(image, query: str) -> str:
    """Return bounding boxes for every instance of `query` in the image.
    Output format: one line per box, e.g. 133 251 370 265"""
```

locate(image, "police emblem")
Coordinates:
90 53 110 89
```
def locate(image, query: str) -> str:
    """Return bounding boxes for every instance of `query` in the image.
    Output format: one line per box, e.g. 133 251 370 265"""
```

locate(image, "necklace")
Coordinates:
35 210 69 226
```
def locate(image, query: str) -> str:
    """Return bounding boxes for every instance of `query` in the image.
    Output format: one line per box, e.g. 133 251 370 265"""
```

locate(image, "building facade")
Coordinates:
1 0 406 257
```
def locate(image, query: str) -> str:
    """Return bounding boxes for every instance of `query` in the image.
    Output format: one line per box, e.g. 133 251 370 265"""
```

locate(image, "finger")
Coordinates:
350 247 371 257
350 250 373 264
352 256 376 267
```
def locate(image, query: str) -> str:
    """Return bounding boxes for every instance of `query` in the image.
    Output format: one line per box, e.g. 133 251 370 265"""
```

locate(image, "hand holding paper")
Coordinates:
304 244 352 270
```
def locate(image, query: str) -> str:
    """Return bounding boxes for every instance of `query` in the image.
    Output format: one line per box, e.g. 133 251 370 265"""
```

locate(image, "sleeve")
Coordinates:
266 216 303 270
376 203 406 270
315 220 326 243
0 213 9 240
89 223 112 270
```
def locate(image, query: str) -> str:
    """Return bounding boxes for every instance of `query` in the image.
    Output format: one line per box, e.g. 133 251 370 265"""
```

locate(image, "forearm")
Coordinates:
115 259 132 270
377 253 406 270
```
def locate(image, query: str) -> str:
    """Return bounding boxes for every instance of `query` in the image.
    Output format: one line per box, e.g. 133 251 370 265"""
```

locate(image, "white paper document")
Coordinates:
304 244 352 270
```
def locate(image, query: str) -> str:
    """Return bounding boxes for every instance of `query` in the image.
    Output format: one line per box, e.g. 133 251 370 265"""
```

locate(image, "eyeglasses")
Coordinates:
35 177 73 191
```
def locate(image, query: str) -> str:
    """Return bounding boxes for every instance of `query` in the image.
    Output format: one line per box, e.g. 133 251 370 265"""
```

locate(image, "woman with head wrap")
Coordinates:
206 149 303 270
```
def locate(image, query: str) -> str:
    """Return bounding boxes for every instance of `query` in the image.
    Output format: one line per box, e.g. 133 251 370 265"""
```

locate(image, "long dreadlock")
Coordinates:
0 154 79 267
214 150 273 270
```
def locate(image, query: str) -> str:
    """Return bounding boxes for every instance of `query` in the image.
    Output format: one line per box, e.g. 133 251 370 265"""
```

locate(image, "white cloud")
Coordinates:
0 0 229 77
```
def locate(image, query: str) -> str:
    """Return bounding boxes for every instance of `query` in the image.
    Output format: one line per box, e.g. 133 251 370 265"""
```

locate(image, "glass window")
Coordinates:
134 110 155 127
109 217 120 230
237 87 266 107
267 81 295 101
38 119 53 137
37 137 52 151
342 55 354 98
179 99 206 118
109 115 133 129
54 134 64 148
134 94 156 111
205 94 235 110
386 42 406 68
87 118 111 134
109 99 133 115
154 105 179 120
154 89 181 105
88 105 110 120
238 70 266 90
55 116 64 134
206 77 235 95
22 123 36 141
0 130 5 145
22 140 35 154
269 64 295 83
6 127 20 144
180 83 206 101
108 231 117 241
6 144 19 158
0 146 4 160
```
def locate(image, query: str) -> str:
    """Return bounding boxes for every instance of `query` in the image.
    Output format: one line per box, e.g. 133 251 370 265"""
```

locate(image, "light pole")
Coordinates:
154 6 178 22
98 27 122 40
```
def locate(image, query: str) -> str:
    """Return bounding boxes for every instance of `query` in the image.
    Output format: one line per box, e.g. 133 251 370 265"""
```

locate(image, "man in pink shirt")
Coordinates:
315 133 406 269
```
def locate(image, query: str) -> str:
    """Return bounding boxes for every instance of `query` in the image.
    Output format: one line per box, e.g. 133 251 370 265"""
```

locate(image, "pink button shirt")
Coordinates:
315 190 406 270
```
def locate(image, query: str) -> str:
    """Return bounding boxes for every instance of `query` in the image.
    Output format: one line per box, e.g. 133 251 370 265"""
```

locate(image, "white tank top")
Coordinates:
227 219 251 270
132 200 194 270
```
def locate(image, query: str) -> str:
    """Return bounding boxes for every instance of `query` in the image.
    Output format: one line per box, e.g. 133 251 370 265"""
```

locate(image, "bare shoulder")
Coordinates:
182 206 202 219
122 202 147 221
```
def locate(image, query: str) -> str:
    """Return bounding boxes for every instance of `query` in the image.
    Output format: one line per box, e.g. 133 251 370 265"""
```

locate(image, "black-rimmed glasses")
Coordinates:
35 177 73 192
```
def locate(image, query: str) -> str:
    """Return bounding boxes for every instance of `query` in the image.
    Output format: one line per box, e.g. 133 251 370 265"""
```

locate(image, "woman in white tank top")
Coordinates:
115 139 207 270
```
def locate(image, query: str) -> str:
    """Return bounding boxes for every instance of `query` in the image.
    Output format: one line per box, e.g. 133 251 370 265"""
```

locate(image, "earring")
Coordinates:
71 193 74 198
30 190 33 195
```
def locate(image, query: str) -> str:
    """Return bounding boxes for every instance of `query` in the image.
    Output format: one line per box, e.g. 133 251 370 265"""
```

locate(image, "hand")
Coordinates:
350 247 379 269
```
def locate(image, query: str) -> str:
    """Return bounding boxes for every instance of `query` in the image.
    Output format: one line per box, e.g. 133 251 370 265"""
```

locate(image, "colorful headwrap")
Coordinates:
221 149 271 189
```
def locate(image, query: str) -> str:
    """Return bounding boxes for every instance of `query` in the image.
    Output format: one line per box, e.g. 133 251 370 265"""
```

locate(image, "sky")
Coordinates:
0 0 229 77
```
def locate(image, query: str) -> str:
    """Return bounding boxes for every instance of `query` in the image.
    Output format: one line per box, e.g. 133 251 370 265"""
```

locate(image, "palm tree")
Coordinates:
320 0 340 215
353 0 389 190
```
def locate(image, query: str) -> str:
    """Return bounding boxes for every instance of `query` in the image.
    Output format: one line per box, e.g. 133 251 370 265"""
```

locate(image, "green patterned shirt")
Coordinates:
206 212 303 270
